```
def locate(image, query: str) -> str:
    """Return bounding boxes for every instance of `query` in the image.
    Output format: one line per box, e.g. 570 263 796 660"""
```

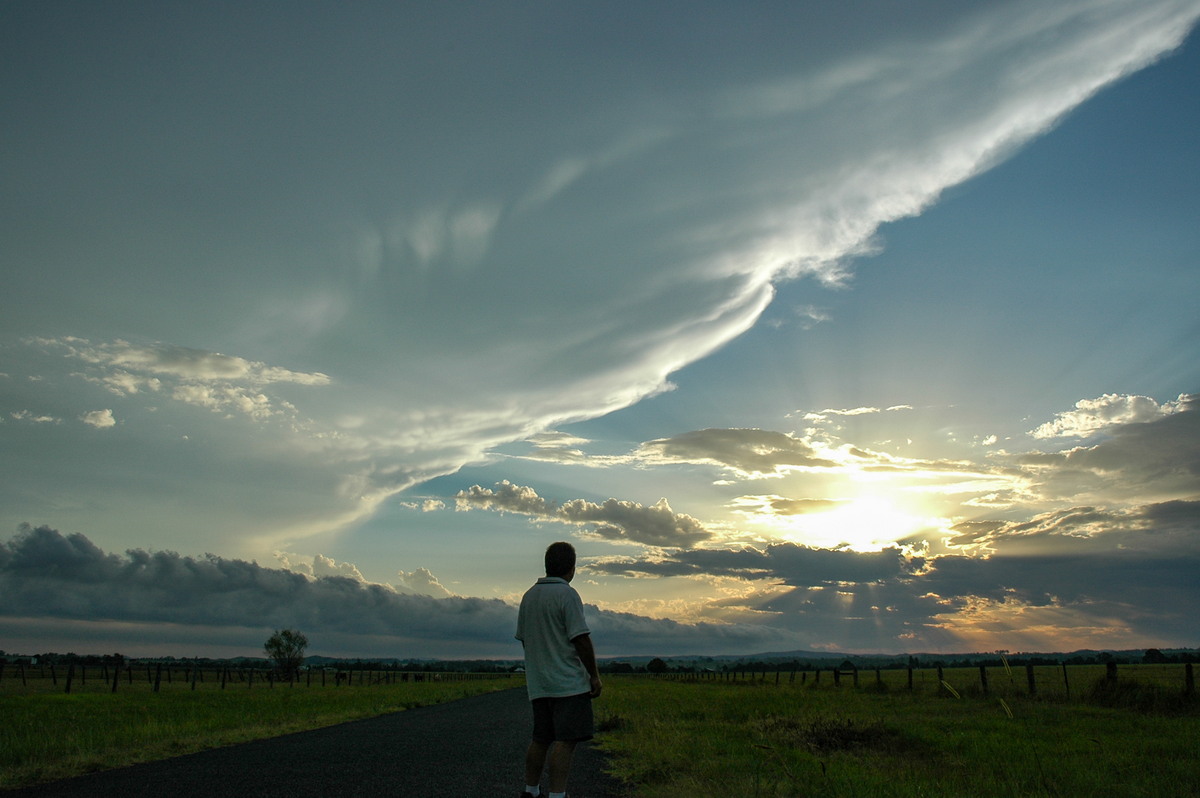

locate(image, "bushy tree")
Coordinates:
264 628 308 677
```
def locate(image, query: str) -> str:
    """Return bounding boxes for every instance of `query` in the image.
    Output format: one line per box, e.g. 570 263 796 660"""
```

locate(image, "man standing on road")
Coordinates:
516 541 603 798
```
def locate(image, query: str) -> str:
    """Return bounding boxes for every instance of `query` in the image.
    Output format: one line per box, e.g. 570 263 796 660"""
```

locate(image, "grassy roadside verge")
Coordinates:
1 677 522 790
592 675 1200 797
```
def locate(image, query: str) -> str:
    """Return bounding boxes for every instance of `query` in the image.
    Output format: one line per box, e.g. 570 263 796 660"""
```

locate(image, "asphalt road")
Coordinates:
7 687 629 797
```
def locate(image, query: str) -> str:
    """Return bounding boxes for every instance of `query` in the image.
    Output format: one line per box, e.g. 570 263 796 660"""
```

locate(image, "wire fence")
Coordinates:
0 661 515 695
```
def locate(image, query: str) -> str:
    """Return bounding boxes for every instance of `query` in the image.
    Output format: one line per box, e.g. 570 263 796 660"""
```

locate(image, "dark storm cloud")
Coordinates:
0 525 800 656
593 542 917 586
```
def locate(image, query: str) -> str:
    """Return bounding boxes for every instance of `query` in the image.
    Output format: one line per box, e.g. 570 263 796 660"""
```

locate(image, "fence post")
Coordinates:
1026 664 1036 696
833 668 841 687
1105 662 1118 684
191 667 198 691
907 666 913 690
20 663 27 687
154 664 162 693
51 664 58 686
937 666 945 696
979 664 989 695
111 660 121 693
65 662 75 694
1185 663 1194 696
1061 663 1070 700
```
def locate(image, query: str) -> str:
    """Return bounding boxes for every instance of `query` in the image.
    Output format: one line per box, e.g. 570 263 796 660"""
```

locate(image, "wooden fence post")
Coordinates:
1026 664 1036 696
154 664 162 693
1105 662 1118 684
1185 663 1194 696
191 666 198 691
51 664 58 686
907 666 913 690
936 666 945 696
64 663 75 694
833 668 841 687
111 661 121 694
1061 663 1070 700
20 663 27 687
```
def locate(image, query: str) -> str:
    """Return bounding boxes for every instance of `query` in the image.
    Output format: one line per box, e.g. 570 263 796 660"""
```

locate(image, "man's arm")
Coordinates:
571 633 603 698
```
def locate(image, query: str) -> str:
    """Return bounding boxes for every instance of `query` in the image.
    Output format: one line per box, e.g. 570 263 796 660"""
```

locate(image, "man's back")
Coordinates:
516 576 591 700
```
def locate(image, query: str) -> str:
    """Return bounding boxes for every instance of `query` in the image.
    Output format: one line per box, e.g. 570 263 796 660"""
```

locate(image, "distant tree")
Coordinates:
647 657 668 674
1143 648 1167 664
264 629 308 678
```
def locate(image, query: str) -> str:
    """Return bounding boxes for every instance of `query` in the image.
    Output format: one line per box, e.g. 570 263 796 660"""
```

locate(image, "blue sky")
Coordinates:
2 1 1199 659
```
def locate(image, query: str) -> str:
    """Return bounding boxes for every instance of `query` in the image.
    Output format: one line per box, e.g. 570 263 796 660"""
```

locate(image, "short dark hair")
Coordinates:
544 541 576 577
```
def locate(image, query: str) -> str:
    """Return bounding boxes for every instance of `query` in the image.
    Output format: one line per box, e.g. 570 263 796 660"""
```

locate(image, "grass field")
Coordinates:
0 668 520 790
4 663 1197 795
593 667 1200 797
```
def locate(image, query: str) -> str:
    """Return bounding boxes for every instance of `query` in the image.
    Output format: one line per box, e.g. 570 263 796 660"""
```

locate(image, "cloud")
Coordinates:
80 409 116 429
636 428 837 478
455 481 712 548
10 410 59 424
0 526 802 657
1029 393 1187 438
4 2 1199 564
1014 393 1200 503
589 496 1200 650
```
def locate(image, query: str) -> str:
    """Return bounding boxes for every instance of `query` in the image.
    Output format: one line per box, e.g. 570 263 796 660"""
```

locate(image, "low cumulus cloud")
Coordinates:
1029 393 1188 439
455 481 712 548
1014 393 1200 503
0 525 801 657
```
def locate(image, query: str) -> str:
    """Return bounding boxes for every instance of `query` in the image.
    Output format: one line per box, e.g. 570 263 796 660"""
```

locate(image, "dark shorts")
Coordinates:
531 692 594 743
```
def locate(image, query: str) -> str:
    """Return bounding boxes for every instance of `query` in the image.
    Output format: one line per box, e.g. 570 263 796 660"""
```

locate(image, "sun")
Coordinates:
786 495 929 551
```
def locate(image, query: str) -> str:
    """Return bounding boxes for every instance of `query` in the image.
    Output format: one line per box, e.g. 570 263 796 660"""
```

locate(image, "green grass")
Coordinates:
0 672 521 790
593 672 1200 797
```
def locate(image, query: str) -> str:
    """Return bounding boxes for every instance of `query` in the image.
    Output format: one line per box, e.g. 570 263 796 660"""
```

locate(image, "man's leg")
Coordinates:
525 739 550 788
546 740 578 794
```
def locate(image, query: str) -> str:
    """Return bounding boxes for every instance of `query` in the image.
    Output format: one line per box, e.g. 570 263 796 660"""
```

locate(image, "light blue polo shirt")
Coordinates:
515 576 592 700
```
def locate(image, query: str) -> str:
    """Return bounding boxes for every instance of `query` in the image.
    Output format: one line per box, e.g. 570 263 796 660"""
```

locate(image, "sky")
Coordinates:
3 0 1199 661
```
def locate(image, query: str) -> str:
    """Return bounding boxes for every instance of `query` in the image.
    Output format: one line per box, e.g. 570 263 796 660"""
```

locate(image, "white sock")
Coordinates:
550 792 566 798
525 787 540 797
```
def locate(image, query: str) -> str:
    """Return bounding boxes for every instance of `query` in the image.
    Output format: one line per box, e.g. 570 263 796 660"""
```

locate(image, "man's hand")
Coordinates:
572 633 603 698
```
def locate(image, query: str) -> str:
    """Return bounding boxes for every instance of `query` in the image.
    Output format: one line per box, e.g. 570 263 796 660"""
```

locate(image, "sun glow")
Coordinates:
786 495 932 551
